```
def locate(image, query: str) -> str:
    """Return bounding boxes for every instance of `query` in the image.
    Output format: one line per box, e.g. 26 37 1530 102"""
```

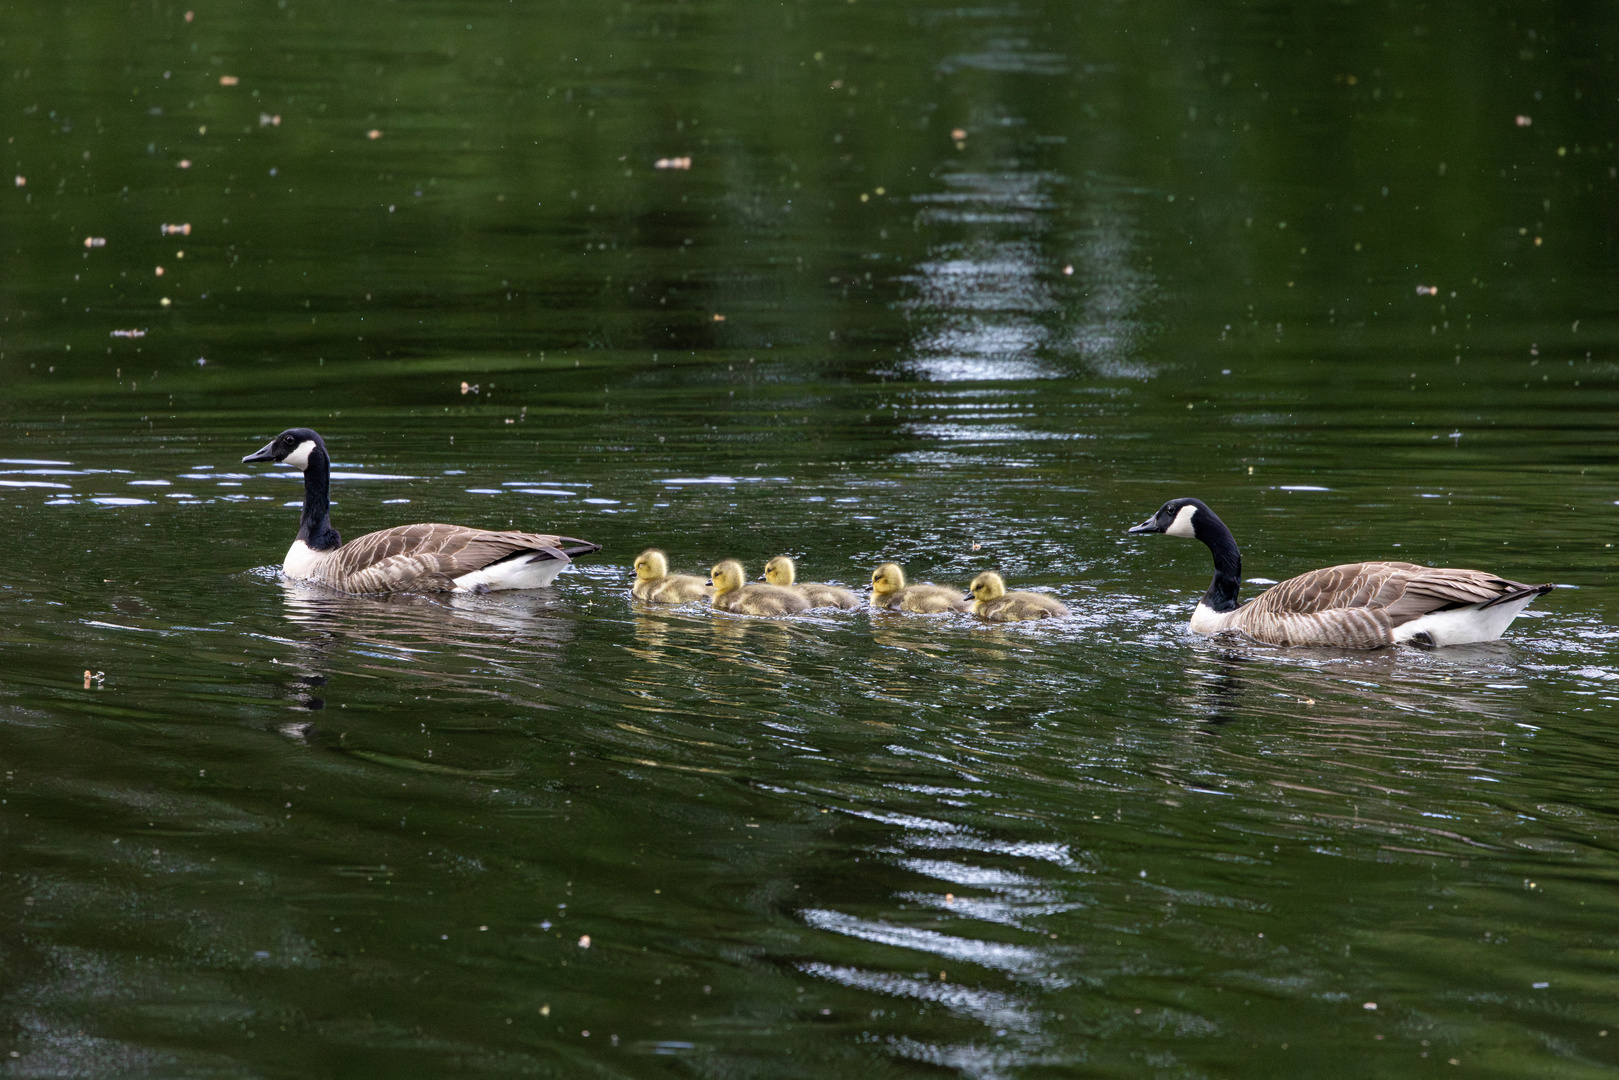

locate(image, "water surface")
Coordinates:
2 1 1618 1076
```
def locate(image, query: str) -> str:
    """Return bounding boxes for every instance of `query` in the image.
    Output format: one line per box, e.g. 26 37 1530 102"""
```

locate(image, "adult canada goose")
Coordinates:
966 571 1070 622
761 556 860 610
869 563 970 614
632 548 712 603
1128 497 1554 648
708 559 811 616
241 428 600 593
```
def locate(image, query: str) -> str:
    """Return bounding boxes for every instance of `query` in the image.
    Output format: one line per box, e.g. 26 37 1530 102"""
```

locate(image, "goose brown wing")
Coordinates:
1249 562 1422 616
1378 566 1546 623
333 524 589 579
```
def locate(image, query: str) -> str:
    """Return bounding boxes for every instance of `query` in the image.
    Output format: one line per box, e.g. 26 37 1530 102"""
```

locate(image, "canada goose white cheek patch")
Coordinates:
1165 504 1198 538
282 440 317 470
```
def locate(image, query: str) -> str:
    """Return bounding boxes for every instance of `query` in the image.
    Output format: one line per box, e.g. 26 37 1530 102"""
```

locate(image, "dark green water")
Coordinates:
2 1 1618 1076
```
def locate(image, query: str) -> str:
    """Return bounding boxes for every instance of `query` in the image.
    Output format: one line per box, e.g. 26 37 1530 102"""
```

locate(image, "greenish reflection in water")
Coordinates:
1 1 1618 1076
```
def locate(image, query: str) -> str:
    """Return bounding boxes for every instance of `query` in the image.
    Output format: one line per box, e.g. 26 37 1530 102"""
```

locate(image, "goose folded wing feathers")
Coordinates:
1380 567 1542 619
330 525 578 581
1250 562 1419 615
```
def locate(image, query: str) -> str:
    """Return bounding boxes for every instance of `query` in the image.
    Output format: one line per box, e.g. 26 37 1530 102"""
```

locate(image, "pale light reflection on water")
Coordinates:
1 0 1618 1075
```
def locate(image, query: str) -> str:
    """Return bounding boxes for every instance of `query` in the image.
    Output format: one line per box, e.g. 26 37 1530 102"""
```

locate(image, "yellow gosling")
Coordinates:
632 548 712 603
709 559 812 616
966 571 1069 622
762 555 860 610
869 562 969 613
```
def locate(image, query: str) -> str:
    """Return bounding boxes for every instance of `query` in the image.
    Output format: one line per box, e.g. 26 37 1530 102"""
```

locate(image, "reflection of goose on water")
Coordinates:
762 556 861 610
631 548 712 603
277 578 579 644
1129 498 1554 649
709 559 811 616
242 428 599 593
870 563 970 613
965 571 1068 622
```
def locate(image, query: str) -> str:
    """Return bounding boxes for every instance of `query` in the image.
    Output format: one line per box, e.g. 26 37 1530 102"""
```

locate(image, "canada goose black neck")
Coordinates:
296 443 342 551
1192 504 1242 613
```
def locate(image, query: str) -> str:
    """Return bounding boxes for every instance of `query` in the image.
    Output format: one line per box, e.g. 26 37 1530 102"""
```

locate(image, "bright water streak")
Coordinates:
0 1 1618 1077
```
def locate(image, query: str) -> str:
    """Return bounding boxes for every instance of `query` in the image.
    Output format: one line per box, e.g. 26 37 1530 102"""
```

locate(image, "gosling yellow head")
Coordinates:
871 562 907 597
634 548 671 581
763 555 797 587
709 559 747 596
967 571 1007 603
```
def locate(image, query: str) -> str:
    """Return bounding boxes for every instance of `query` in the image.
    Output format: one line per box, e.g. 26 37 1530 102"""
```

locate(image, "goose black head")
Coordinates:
1128 497 1213 539
243 428 328 470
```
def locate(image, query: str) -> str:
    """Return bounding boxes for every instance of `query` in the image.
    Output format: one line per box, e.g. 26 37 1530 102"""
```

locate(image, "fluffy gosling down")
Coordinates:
709 559 812 616
632 548 712 603
1129 497 1554 649
762 556 861 610
869 562 970 613
966 572 1069 622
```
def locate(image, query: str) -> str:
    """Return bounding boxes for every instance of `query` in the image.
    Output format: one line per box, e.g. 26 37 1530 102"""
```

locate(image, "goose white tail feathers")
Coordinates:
1131 497 1552 649
244 428 599 594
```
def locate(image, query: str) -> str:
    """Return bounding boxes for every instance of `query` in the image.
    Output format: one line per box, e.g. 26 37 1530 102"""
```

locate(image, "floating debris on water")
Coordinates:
654 156 691 170
161 223 191 235
109 329 146 339
1515 114 1532 126
177 159 192 169
13 175 24 187
1415 284 1438 295
259 113 281 127
219 75 239 86
83 236 106 248
367 129 383 140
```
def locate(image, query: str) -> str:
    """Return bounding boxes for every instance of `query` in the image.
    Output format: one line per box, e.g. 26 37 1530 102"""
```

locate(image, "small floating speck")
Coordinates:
220 75 240 86
1533 982 1549 989
654 156 691 170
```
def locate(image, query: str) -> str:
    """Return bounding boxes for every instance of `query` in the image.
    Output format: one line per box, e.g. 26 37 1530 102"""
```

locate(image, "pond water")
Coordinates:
2 1 1617 1076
